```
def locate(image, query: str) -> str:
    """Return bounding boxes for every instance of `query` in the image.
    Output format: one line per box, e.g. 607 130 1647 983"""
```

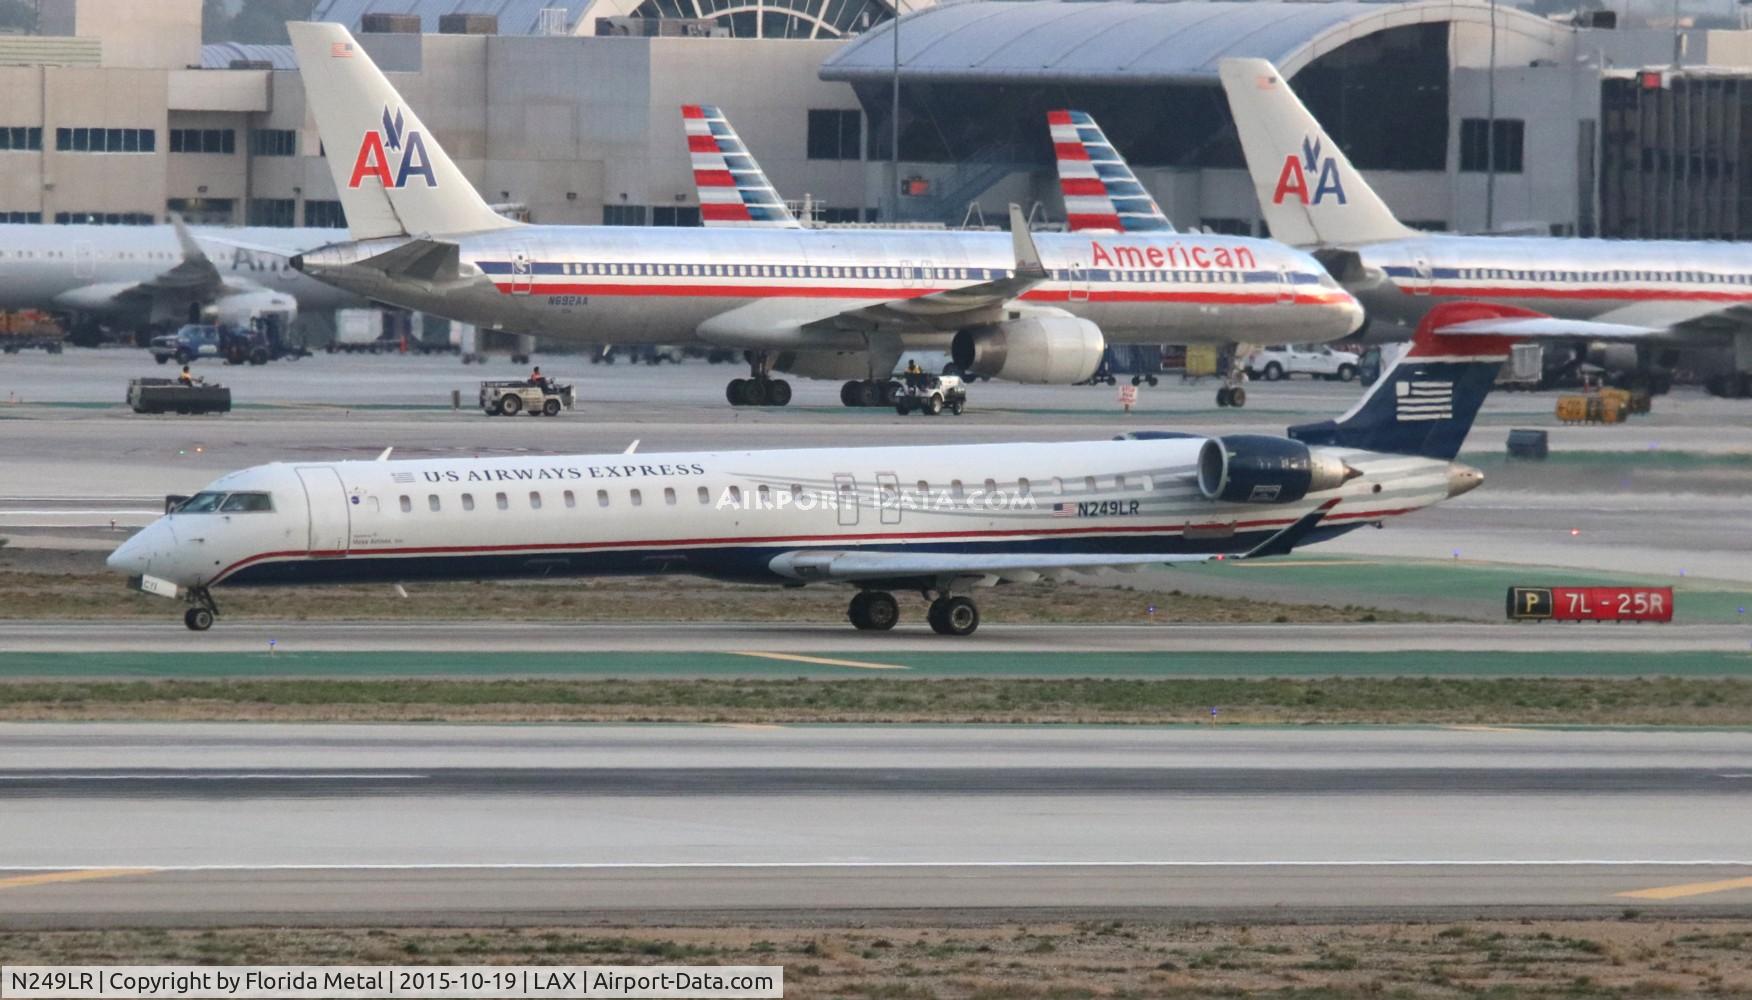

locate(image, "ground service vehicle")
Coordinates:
894 373 967 415
127 377 231 415
1246 344 1361 382
149 324 224 365
480 380 575 416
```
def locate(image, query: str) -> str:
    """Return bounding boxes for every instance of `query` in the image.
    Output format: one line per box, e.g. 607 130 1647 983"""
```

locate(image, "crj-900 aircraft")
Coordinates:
0 219 357 341
284 22 1361 409
1220 57 1752 396
108 302 1515 634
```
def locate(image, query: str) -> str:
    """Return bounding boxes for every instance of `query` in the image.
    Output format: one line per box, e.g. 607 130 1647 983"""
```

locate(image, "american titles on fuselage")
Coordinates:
1086 240 1258 271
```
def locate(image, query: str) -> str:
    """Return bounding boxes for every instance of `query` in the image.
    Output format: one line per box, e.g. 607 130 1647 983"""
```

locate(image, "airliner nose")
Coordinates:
1338 291 1366 336
105 531 151 576
1446 462 1484 498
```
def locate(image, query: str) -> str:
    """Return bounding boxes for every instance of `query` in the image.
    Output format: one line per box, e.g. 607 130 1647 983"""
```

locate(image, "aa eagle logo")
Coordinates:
348 106 436 190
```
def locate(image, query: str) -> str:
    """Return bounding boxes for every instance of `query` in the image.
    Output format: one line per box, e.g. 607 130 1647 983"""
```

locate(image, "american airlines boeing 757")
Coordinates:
107 301 1518 634
283 23 1361 409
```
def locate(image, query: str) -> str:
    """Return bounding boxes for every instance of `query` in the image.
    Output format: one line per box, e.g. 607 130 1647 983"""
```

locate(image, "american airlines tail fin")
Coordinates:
1048 110 1172 234
1290 302 1527 460
1217 58 1413 248
287 21 517 240
682 105 800 229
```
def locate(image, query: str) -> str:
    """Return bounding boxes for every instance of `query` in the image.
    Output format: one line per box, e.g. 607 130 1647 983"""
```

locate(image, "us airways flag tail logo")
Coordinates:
349 106 436 189
1271 135 1346 206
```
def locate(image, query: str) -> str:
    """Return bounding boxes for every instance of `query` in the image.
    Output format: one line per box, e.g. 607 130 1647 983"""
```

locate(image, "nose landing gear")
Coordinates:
182 587 219 631
1216 342 1252 408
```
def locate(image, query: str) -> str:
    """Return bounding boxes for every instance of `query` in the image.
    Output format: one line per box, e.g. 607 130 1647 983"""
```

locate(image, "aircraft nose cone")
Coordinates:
106 532 151 576
1446 462 1484 499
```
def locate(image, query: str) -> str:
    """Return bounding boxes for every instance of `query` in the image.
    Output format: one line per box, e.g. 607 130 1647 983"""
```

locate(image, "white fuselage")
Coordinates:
0 224 361 324
108 438 1451 592
296 225 1363 356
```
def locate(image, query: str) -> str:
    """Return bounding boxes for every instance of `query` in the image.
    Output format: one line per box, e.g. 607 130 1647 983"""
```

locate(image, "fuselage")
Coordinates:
1354 234 1752 336
297 224 1363 351
108 438 1450 592
0 224 360 323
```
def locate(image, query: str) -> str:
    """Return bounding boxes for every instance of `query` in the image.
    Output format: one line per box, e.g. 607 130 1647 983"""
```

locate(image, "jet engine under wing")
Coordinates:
697 204 1050 344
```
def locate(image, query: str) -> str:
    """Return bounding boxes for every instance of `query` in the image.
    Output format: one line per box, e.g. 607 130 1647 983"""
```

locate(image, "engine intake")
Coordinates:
1197 435 1357 504
951 316 1104 384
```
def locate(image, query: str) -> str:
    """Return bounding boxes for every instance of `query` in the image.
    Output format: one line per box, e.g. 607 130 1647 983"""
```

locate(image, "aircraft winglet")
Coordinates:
1009 204 1045 276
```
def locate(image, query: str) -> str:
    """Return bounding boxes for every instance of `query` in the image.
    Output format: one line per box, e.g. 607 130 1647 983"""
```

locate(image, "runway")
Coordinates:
0 724 1748 926
0 620 1748 664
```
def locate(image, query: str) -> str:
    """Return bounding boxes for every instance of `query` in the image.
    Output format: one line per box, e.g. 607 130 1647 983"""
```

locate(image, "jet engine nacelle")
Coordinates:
206 289 299 328
1196 434 1356 504
951 316 1104 384
1586 342 1639 371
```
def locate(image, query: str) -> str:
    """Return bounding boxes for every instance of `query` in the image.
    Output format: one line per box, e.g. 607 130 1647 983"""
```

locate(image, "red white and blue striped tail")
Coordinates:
682 105 800 229
1049 110 1173 234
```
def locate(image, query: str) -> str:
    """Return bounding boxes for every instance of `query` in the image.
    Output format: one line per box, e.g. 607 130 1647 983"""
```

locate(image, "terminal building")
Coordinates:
3 0 1752 242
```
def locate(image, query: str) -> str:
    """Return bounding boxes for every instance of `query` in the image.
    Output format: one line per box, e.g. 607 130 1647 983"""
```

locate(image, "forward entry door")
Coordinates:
834 474 859 527
294 466 350 557
876 473 902 526
511 247 534 295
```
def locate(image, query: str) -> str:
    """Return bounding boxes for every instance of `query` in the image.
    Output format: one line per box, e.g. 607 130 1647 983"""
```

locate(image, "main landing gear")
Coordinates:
1215 342 1252 408
844 590 981 636
183 587 219 631
726 351 793 407
840 379 900 408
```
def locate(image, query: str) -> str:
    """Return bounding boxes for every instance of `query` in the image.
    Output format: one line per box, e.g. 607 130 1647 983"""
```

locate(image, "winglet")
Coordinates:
682 104 801 229
1240 498 1340 559
168 213 213 267
1009 203 1045 276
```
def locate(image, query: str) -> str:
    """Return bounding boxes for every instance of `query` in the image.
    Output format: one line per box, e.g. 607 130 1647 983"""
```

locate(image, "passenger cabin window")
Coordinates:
697 486 710 504
529 492 542 510
1018 478 1032 497
428 495 441 512
597 489 610 507
217 492 273 513
462 494 475 511
564 490 576 508
665 487 677 506
727 486 741 504
1085 476 1097 493
399 495 412 513
496 492 509 510
630 489 643 507
757 485 770 504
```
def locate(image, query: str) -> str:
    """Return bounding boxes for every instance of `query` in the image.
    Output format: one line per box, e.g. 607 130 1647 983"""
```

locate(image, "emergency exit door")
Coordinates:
295 466 351 557
834 474 859 527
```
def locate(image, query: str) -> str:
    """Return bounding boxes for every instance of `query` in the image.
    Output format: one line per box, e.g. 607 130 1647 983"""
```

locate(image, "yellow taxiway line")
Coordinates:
0 868 157 891
1617 875 1752 900
733 651 909 671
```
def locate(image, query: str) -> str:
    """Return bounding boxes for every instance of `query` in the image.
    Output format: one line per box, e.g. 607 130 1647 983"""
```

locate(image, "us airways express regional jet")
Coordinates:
284 22 1361 409
107 301 1518 634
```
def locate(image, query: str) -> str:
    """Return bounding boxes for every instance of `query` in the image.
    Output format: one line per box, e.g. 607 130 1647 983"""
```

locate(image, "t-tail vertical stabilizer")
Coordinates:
1290 302 1528 459
1049 110 1173 233
287 21 517 240
682 105 801 229
1217 58 1414 248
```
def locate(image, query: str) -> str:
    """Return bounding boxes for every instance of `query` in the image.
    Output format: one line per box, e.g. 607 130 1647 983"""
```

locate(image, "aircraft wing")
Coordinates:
1434 306 1738 346
110 215 224 302
768 500 1341 584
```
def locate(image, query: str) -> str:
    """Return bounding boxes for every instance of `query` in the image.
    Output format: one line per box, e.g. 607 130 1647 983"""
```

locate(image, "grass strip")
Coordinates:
1 676 1750 724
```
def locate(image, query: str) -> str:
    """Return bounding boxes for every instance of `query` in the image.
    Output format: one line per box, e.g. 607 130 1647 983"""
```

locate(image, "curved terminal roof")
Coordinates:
310 0 594 36
201 43 297 69
821 0 1573 85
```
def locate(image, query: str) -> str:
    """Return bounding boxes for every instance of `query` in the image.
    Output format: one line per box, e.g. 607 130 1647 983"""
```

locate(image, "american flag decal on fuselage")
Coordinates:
682 105 798 229
1395 380 1453 421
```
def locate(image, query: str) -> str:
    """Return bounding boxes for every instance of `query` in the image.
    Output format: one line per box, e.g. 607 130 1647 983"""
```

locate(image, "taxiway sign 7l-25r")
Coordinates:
284 22 1361 408
107 301 1518 635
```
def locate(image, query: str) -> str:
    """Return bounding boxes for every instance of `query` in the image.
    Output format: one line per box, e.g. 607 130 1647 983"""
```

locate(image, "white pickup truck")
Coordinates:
1244 344 1361 382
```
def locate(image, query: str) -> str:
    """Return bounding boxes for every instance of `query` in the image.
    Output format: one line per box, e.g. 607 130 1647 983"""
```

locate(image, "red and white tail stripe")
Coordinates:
682 105 799 229
1049 110 1173 234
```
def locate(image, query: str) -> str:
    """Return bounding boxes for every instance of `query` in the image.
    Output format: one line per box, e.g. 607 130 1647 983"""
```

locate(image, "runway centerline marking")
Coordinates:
0 869 156 891
1617 875 1752 900
732 652 909 671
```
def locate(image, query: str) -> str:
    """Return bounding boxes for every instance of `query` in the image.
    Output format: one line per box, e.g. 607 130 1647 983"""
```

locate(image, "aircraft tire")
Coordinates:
727 379 748 406
857 380 882 407
895 398 912 415
184 607 214 632
840 380 863 407
1216 387 1231 407
880 382 901 406
850 591 898 631
742 378 769 406
1230 386 1247 407
928 596 979 636
767 379 792 407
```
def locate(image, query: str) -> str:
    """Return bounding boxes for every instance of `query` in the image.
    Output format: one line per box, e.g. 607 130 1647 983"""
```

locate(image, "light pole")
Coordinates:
890 0 903 222
1485 0 1497 233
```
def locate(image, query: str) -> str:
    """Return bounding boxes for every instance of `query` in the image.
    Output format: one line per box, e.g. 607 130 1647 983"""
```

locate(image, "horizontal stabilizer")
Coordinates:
1435 316 1659 341
355 238 461 282
1240 498 1340 559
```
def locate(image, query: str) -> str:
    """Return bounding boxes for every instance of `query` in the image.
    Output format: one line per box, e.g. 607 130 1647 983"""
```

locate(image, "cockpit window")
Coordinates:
219 492 274 513
177 492 227 513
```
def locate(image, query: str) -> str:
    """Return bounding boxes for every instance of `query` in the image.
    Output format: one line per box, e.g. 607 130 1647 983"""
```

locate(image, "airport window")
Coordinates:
529 492 542 510
462 494 475 511
399 495 412 513
651 205 701 227
169 128 236 155
807 109 861 161
597 490 610 507
55 126 153 153
0 127 41 151
2 212 42 223
219 492 273 513
665 487 677 506
428 495 441 512
697 486 710 504
249 128 296 157
304 200 346 228
53 212 153 225
165 198 234 225
247 198 296 228
564 490 576 508
630 489 642 507
602 204 647 226
496 492 509 510
1458 118 1524 174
